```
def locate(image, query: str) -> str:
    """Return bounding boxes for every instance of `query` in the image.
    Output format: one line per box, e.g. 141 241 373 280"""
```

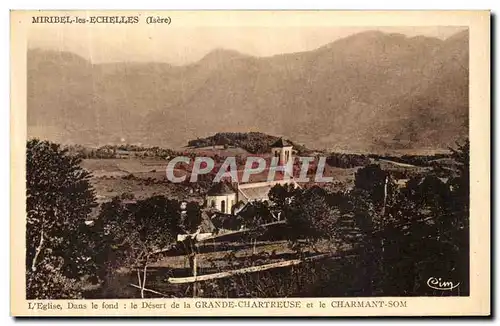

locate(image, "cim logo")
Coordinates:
427 277 461 291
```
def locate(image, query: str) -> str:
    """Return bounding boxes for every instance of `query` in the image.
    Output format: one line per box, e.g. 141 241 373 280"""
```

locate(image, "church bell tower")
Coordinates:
271 138 293 168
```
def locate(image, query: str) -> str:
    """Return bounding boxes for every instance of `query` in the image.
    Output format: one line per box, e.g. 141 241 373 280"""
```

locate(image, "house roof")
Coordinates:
236 202 277 225
238 185 273 202
207 182 236 196
210 212 244 231
270 138 292 148
236 168 290 184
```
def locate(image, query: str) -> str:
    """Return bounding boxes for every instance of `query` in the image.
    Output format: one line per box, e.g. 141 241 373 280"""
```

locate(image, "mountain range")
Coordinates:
27 30 469 153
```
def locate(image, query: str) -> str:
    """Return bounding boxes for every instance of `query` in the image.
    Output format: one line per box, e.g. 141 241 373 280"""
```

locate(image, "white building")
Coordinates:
206 182 237 214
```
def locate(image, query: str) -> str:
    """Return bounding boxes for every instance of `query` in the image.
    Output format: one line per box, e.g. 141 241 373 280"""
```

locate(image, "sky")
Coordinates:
27 13 466 65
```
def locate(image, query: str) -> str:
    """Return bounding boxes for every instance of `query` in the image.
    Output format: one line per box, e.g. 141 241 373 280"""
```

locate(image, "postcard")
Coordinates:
10 10 490 316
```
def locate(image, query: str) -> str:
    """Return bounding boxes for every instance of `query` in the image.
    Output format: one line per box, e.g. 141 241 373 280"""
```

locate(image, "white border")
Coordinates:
4 1 496 325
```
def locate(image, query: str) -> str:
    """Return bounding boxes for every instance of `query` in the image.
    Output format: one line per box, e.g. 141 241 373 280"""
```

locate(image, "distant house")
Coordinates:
115 149 133 159
395 178 410 187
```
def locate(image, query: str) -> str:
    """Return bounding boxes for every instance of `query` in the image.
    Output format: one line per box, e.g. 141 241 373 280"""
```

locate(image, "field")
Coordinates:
80 154 367 204
80 152 434 224
81 158 203 204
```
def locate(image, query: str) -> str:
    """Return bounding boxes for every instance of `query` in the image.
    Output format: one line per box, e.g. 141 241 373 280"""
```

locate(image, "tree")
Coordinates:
238 201 274 254
129 196 180 297
445 139 470 294
405 175 451 212
344 142 470 296
182 201 202 234
91 198 133 277
449 139 470 212
26 139 97 299
94 196 181 298
268 183 300 212
354 164 392 207
283 187 342 254
178 202 202 297
338 164 400 295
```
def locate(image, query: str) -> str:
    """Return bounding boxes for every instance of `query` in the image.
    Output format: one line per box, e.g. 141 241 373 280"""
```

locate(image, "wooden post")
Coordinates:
380 175 389 279
187 238 199 298
192 253 198 297
381 175 388 216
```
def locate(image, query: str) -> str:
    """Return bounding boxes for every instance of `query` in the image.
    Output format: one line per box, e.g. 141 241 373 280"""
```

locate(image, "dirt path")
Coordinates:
379 158 419 168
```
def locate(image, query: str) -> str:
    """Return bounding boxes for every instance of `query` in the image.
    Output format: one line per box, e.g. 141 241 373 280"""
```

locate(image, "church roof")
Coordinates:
207 182 236 196
270 138 292 148
237 169 290 184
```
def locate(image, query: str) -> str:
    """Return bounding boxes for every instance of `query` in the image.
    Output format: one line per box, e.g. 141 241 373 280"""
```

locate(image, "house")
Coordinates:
177 210 218 242
177 208 250 242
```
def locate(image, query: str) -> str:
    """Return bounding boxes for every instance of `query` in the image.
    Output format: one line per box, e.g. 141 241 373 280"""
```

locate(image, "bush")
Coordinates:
187 132 309 154
326 152 370 168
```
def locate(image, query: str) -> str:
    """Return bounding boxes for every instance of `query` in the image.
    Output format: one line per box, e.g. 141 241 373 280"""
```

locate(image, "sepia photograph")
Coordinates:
10 10 490 316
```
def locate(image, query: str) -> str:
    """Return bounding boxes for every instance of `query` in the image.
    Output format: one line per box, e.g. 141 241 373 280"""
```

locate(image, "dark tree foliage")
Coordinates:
354 164 393 206
187 132 309 154
90 198 134 279
26 139 98 299
237 201 276 254
345 146 469 296
262 142 470 297
238 201 275 227
268 183 300 212
181 201 203 234
326 152 370 168
449 139 470 212
286 189 341 250
130 196 181 243
92 195 181 298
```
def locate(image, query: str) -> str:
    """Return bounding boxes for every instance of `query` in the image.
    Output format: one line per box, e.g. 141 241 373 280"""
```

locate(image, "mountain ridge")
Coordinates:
27 30 469 153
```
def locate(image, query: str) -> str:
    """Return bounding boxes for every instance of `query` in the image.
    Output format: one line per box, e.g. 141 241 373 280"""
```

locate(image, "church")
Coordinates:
177 138 299 241
205 138 299 215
